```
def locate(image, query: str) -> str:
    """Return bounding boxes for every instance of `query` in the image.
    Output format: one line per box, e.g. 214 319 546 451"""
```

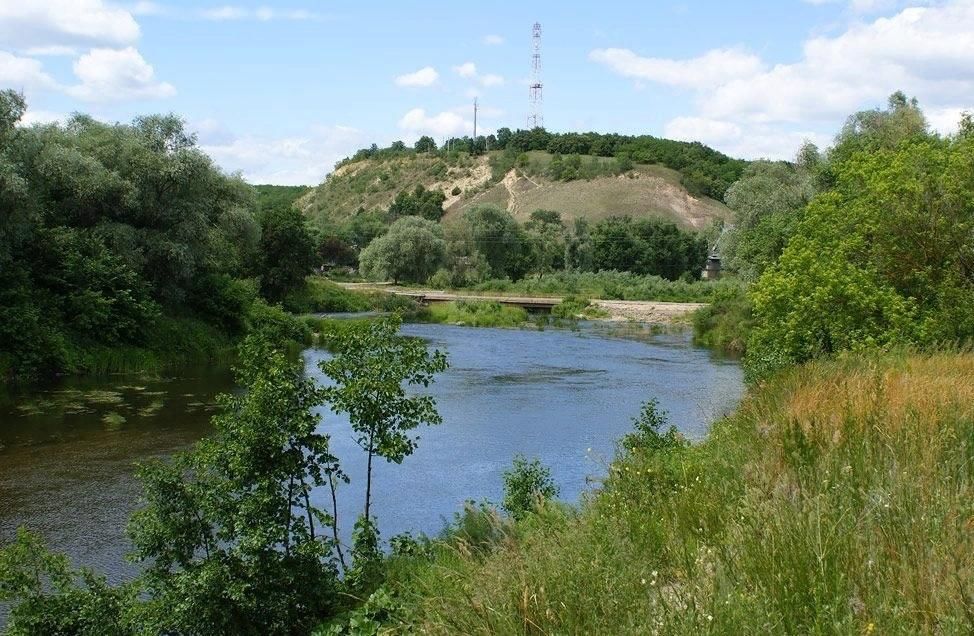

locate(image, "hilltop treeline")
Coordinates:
338 127 746 200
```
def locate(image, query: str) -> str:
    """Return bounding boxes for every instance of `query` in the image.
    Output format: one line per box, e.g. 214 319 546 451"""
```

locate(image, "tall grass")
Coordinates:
382 350 974 634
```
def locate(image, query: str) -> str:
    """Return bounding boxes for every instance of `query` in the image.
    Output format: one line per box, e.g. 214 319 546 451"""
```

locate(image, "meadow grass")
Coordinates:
381 350 974 634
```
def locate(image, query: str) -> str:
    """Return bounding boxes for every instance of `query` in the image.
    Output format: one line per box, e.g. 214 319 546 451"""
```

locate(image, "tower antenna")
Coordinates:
528 22 543 129
473 97 478 141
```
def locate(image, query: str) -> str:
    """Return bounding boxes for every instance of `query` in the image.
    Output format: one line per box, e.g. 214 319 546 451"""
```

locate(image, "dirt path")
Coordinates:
337 283 705 324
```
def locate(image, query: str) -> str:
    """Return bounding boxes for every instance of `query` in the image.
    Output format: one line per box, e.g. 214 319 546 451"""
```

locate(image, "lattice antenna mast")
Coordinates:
528 22 543 129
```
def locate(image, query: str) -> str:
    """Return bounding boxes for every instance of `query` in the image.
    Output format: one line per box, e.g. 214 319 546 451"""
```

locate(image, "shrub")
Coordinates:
501 455 560 521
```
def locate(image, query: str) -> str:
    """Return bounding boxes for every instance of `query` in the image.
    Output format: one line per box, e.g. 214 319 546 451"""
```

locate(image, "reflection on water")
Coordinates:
0 324 743 594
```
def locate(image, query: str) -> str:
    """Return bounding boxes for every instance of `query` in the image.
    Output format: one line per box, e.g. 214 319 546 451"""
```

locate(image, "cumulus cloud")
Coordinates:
18 108 69 126
0 51 58 90
398 108 472 139
395 66 439 87
453 62 504 88
483 34 504 45
589 47 765 90
0 0 140 50
454 62 477 78
66 47 175 101
200 124 365 185
594 1 974 159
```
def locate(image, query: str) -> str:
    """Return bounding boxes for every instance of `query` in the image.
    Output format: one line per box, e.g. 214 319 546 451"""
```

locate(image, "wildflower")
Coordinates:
641 578 647 585
866 623 875 634
707 615 713 622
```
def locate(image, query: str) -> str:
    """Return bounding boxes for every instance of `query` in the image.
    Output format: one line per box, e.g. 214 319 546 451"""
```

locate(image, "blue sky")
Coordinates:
2 0 973 184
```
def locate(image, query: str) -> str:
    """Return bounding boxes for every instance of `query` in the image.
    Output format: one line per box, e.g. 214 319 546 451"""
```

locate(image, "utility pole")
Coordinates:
473 97 478 140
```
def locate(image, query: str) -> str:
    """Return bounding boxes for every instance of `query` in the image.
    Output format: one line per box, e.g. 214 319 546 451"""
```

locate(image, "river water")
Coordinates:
0 322 742 592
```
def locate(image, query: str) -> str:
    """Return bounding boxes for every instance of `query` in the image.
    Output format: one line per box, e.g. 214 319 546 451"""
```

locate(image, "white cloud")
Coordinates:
454 62 477 78
199 5 322 21
589 47 765 90
483 34 504 45
23 45 78 56
594 1 974 158
926 106 970 135
0 0 140 50
664 116 830 160
66 47 175 101
398 108 473 139
453 62 504 88
479 73 504 87
394 66 439 87
201 124 365 185
17 108 68 126
0 51 58 90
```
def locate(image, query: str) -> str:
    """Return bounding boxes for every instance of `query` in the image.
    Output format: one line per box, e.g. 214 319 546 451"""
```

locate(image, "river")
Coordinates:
0 322 743 594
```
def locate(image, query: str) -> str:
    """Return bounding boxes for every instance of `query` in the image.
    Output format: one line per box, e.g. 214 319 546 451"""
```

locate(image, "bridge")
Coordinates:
335 283 707 323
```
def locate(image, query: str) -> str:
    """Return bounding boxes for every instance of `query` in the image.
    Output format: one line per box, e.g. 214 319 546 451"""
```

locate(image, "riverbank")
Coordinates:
334 350 974 634
336 282 706 324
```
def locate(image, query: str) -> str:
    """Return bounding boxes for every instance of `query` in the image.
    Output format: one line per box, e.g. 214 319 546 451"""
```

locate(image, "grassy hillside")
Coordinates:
298 151 732 231
366 350 974 634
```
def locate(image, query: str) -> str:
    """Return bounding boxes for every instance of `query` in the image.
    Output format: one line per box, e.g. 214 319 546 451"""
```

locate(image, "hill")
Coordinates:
298 151 733 231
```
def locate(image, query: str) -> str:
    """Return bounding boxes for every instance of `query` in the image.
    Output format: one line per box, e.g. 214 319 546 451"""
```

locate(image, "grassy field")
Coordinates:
358 350 974 634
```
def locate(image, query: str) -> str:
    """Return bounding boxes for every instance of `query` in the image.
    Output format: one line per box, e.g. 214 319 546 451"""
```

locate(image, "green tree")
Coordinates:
319 316 447 587
128 334 343 634
388 185 446 221
463 205 530 280
525 209 566 278
257 204 317 302
747 134 974 379
358 216 446 283
414 136 437 153
721 160 816 280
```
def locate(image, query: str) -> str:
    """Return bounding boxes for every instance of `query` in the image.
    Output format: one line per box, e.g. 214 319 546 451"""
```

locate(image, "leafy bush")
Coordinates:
283 277 372 314
692 286 754 355
422 300 528 327
501 455 560 521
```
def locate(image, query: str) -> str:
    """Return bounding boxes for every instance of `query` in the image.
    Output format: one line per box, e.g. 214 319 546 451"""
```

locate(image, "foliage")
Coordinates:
253 184 311 212
692 286 754 355
550 295 605 319
319 315 447 591
283 276 373 314
473 270 740 303
591 216 708 280
721 159 817 280
385 351 974 634
621 399 685 455
462 205 532 280
0 528 139 635
257 203 317 302
747 132 974 380
501 455 560 521
388 185 447 222
420 300 529 328
127 334 342 634
0 91 263 382
358 216 446 284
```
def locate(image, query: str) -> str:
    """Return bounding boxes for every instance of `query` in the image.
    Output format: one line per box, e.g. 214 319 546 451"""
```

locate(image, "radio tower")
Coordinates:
528 22 543 129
